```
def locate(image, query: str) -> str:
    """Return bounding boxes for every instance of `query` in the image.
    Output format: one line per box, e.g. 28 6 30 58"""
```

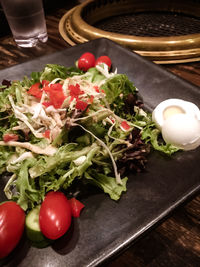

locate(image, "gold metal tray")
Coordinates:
59 0 200 64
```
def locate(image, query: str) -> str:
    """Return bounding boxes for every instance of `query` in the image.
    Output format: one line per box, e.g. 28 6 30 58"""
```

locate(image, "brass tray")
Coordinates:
59 0 200 64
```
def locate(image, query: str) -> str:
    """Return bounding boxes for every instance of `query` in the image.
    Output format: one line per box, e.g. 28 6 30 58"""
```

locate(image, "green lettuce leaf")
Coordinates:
101 74 137 115
37 64 82 82
42 143 99 192
142 127 180 155
0 146 14 174
15 158 40 210
29 143 98 178
84 170 128 201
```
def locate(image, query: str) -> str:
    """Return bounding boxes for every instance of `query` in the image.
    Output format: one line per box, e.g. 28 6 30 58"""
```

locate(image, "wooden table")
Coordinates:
0 1 200 266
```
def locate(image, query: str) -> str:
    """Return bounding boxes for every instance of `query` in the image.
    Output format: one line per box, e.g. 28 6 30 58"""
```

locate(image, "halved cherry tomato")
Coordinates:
78 52 95 72
0 201 25 259
95 55 112 69
68 198 85 218
3 133 19 142
39 191 72 240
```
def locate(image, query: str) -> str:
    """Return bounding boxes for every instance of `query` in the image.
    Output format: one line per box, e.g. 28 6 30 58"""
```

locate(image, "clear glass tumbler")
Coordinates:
1 0 48 47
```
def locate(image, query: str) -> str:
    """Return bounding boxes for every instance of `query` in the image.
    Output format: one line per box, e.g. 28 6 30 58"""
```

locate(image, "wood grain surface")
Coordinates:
0 1 199 266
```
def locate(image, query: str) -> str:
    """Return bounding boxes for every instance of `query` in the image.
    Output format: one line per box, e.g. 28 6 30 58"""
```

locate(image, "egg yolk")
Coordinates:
163 106 185 120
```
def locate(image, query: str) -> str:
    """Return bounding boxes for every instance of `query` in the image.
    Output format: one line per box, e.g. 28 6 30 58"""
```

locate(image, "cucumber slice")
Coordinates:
25 205 52 247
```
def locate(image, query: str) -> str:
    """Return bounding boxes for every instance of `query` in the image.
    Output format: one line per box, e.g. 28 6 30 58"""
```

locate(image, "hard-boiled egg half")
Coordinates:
152 98 200 150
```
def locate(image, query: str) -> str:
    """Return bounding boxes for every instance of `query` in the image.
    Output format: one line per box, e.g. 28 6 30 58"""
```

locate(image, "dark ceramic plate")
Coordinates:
0 38 200 267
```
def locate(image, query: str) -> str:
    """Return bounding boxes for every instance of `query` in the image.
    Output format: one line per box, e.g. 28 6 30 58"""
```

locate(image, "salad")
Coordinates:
0 52 178 258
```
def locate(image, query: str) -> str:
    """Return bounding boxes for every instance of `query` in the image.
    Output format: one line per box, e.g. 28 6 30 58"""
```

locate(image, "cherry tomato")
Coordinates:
39 191 72 240
78 52 95 72
0 201 25 259
95 55 112 69
3 133 19 142
68 198 85 218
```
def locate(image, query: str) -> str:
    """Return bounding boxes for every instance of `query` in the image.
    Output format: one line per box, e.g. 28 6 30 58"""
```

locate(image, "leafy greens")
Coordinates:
0 63 177 210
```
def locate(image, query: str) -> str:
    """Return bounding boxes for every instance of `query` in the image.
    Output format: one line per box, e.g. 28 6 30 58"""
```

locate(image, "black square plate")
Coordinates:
1 38 200 267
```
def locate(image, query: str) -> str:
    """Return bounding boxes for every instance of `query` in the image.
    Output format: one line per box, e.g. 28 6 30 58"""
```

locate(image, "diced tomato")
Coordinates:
68 198 85 218
75 100 88 111
49 90 66 108
3 133 19 142
69 96 75 103
43 85 51 93
27 83 43 99
42 101 53 107
101 89 105 94
94 86 99 93
44 83 66 109
43 83 63 94
50 83 63 91
69 84 84 98
43 130 50 139
42 80 49 87
110 117 115 124
88 95 94 104
120 121 131 131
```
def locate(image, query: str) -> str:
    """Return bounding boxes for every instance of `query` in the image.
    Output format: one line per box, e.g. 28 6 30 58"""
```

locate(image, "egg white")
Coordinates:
152 98 200 150
162 114 200 150
152 98 200 130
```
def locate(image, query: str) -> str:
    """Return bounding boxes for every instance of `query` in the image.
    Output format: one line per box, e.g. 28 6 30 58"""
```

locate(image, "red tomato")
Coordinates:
44 83 66 109
120 121 131 131
95 55 112 69
69 83 84 97
39 191 72 240
3 133 18 142
27 82 43 99
78 52 95 72
75 100 88 111
41 80 49 87
0 201 25 259
42 101 53 107
68 198 85 218
43 130 50 139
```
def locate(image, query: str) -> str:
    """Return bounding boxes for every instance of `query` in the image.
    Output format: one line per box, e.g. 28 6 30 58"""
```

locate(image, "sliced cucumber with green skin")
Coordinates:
25 205 52 248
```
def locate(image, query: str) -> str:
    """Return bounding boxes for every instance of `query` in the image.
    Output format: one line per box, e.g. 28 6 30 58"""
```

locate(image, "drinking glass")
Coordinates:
1 0 48 47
